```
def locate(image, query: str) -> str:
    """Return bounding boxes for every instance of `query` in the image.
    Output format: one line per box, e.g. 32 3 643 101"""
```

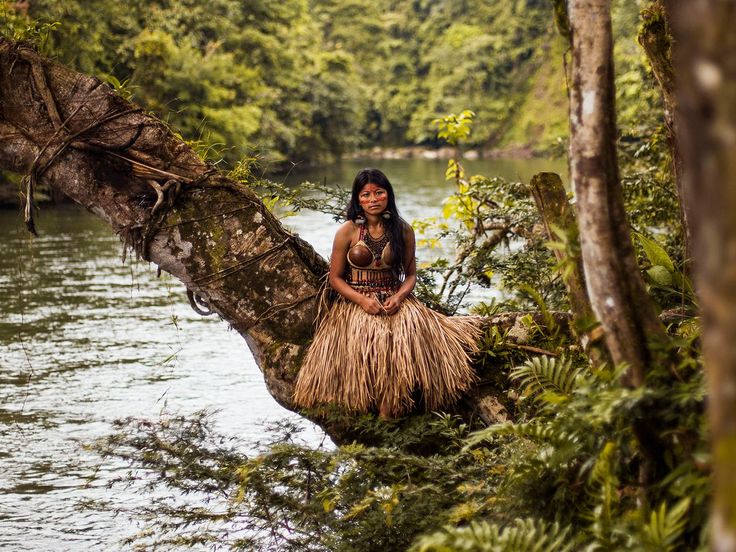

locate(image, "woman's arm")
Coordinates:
329 222 385 315
382 224 417 315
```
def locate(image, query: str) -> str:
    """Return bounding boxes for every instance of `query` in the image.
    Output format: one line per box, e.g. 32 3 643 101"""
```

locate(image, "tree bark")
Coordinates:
566 0 667 387
638 0 693 269
529 172 608 366
666 2 736 549
529 173 592 326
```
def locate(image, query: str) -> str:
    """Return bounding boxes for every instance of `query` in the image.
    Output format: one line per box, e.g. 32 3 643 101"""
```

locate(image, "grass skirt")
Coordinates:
293 295 481 416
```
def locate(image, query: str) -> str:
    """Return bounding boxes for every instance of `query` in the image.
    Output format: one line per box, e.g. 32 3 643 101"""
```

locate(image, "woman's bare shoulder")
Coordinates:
336 220 356 232
334 220 358 244
400 220 415 239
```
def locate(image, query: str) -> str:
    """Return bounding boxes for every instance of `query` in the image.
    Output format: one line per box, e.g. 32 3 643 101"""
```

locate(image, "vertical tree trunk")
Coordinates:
666 2 736 549
638 0 692 269
529 172 592 326
529 172 609 367
566 0 667 386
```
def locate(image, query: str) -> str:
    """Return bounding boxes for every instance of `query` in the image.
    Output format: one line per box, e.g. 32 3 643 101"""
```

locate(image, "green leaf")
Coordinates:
647 265 673 287
509 356 584 401
641 498 691 550
636 232 675 272
442 198 457 219
411 518 578 552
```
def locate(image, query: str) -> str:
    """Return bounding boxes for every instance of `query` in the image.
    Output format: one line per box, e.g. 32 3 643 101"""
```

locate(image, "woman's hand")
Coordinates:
382 294 404 315
359 295 386 315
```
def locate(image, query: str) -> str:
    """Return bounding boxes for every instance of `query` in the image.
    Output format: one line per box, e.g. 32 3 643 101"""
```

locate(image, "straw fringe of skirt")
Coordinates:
293 295 481 416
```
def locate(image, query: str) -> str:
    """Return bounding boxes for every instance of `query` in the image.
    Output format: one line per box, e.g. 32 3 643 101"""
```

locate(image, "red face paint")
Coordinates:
358 183 389 213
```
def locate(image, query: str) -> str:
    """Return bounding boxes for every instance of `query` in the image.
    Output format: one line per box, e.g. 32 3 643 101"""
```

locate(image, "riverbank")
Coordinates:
346 144 539 161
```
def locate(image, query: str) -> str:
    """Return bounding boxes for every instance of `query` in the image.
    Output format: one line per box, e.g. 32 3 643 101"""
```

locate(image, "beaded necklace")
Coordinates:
361 225 390 267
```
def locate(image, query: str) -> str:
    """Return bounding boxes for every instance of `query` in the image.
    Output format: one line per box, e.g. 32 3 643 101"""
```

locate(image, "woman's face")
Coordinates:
358 183 389 215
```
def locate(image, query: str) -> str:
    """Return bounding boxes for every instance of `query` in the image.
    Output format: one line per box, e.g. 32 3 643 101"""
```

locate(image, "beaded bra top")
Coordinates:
346 223 399 292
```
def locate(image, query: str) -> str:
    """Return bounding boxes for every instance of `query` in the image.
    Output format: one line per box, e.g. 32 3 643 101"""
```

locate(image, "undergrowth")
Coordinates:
90 317 707 551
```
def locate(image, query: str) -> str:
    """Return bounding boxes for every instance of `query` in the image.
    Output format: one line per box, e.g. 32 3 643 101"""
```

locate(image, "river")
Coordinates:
0 157 565 549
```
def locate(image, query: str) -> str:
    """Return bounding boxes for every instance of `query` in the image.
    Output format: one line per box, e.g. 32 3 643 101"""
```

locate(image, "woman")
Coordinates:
293 168 480 418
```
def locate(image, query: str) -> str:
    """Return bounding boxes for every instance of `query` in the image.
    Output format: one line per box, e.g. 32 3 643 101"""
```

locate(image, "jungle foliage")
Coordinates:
92 327 705 550
1 0 656 166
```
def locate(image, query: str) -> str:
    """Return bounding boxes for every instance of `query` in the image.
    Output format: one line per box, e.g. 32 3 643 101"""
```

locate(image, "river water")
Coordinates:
0 158 564 549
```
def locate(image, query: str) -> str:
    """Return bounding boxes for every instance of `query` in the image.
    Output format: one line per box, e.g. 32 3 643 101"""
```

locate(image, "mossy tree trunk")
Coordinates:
528 172 609 367
0 38 329 417
566 0 667 387
666 1 736 549
638 0 693 270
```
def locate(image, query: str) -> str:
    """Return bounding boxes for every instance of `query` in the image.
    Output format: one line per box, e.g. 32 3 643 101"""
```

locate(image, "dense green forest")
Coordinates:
2 0 657 165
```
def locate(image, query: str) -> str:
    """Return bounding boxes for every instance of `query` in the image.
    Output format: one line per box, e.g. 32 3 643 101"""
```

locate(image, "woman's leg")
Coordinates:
378 400 394 420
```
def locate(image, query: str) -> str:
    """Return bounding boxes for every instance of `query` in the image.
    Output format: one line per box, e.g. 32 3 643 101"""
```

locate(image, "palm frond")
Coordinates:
641 499 691 551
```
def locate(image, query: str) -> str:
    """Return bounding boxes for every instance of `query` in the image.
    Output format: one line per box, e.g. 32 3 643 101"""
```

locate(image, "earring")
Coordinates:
355 215 366 225
381 211 391 220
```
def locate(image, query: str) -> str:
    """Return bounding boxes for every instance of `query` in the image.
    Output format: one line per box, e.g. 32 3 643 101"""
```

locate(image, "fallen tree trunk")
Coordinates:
0 39 552 438
0 38 328 415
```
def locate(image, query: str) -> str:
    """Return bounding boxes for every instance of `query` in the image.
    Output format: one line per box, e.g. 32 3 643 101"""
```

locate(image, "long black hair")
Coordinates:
345 168 408 279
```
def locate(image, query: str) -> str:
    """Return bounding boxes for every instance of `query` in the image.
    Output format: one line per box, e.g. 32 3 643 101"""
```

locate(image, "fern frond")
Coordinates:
517 284 555 330
585 441 620 542
464 420 579 449
641 498 691 551
411 518 578 552
510 355 584 402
